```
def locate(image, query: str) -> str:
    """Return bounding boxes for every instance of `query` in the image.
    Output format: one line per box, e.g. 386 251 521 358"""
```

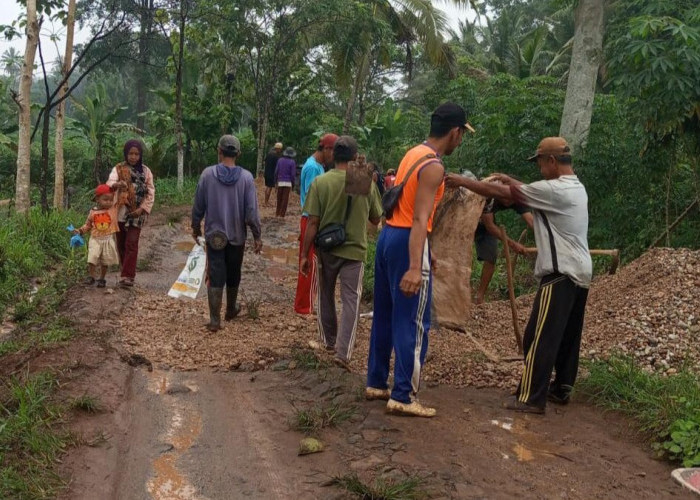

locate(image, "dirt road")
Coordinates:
54 187 691 499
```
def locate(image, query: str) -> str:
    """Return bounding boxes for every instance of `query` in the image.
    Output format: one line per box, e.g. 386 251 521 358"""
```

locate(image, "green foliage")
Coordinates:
153 177 198 208
330 473 427 500
362 237 377 301
578 356 700 467
290 348 328 371
0 208 85 319
607 1 700 139
70 395 102 414
0 372 68 499
291 402 357 434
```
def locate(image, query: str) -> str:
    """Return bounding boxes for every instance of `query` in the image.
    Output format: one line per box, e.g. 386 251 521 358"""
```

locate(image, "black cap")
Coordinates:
333 135 358 159
431 102 475 133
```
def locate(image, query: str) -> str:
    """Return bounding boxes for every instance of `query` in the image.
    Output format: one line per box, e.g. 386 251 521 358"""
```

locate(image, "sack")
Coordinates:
380 153 438 218
345 156 373 196
168 242 207 299
314 196 352 251
314 223 346 251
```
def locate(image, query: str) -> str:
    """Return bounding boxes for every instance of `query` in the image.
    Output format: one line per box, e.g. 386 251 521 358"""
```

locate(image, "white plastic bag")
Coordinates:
168 240 207 299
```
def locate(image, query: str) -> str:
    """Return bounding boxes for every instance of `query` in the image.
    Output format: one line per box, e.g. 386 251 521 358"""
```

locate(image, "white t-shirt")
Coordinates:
515 175 592 288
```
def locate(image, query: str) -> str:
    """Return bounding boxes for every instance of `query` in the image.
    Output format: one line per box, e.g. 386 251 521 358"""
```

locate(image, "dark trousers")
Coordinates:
117 223 141 279
516 273 589 408
207 243 245 288
276 186 291 217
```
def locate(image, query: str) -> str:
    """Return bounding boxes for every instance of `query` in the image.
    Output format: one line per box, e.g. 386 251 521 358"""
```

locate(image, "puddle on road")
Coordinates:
492 417 572 463
174 241 195 252
146 371 206 500
513 443 535 462
262 246 298 266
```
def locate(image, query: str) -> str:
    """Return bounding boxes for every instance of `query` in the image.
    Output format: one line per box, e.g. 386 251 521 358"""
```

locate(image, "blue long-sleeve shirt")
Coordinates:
191 164 261 245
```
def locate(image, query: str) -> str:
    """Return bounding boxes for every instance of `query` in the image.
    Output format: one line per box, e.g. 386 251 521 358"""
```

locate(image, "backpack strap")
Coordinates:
343 195 352 224
397 153 439 188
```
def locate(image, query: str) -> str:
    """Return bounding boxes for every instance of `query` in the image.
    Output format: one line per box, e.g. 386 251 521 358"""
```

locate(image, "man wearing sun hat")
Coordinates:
445 136 591 415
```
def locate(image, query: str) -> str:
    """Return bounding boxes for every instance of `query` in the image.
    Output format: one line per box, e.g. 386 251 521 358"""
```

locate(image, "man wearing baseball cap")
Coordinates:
294 133 339 315
192 135 263 331
366 102 472 418
446 136 592 414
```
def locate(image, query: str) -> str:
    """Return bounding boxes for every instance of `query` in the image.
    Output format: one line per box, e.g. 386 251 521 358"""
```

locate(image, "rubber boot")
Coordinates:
206 287 224 332
225 286 241 321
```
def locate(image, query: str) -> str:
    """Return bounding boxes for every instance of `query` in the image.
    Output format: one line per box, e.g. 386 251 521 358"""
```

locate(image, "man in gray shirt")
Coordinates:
446 137 591 414
192 135 263 331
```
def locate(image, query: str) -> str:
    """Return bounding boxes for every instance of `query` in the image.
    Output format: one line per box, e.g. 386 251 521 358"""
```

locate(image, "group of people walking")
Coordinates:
80 100 591 420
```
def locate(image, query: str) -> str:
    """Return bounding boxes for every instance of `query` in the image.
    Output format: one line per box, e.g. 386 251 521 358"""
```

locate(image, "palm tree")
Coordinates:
331 0 465 132
1 48 23 85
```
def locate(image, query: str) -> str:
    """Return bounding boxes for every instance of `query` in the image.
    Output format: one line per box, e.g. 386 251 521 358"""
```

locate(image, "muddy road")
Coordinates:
53 186 691 499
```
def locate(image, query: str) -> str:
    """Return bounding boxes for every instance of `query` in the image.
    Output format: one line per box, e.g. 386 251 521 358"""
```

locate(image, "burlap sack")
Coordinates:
345 155 373 195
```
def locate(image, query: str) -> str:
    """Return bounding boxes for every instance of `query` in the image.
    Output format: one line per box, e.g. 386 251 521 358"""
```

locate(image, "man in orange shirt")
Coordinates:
366 102 474 417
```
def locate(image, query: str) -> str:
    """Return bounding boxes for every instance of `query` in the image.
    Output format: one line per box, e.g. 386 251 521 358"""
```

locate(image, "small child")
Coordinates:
74 184 120 287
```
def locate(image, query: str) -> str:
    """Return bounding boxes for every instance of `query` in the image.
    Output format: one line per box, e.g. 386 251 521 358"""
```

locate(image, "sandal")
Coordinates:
119 278 134 288
96 279 106 288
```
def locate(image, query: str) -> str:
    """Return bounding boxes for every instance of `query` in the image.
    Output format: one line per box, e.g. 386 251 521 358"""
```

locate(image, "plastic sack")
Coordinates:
168 240 207 299
66 224 85 248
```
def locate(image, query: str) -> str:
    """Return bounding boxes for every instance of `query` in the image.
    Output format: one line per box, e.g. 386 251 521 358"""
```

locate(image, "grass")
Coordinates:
578 356 700 466
0 372 70 499
245 293 261 320
291 348 328 371
153 177 198 208
330 473 427 500
136 257 155 272
70 395 102 414
291 402 357 434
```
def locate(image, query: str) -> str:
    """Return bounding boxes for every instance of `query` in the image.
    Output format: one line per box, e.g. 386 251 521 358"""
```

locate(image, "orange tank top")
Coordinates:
386 144 445 232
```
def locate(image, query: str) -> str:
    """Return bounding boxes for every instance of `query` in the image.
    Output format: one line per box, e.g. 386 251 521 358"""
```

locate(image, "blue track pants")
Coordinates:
366 226 432 404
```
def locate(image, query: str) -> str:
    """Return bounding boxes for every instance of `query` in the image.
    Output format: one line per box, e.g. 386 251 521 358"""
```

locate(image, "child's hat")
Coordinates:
95 184 112 196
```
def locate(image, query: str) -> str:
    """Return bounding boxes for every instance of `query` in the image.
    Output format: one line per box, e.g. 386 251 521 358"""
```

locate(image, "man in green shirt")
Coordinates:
301 136 382 368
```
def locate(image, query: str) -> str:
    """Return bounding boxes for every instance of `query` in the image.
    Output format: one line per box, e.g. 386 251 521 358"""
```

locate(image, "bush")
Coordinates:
578 356 700 467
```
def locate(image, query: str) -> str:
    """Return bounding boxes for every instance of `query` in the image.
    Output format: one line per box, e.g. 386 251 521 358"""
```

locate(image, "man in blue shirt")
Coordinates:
294 133 338 314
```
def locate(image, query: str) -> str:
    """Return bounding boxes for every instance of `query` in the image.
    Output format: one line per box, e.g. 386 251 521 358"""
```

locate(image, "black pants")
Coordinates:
516 273 589 408
207 243 245 288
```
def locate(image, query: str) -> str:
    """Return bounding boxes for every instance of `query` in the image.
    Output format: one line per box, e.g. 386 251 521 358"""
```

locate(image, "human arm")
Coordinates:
368 183 382 226
300 215 320 276
75 211 93 235
445 173 514 203
191 176 206 242
106 167 126 189
244 176 262 252
521 211 534 229
138 167 155 214
400 162 444 297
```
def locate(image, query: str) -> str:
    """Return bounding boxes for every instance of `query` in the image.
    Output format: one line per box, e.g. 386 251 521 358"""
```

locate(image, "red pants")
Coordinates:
117 223 141 279
294 216 317 314
276 186 291 217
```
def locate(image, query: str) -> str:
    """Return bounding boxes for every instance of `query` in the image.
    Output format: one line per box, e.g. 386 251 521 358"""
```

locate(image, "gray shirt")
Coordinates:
514 175 592 287
191 164 261 246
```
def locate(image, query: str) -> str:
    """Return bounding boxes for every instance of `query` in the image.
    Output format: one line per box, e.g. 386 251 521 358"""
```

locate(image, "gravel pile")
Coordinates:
120 239 699 391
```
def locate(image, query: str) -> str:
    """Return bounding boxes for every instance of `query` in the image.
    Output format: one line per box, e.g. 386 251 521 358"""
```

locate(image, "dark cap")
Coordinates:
283 146 296 158
218 134 241 154
333 135 358 160
319 133 339 149
527 137 571 162
431 102 475 133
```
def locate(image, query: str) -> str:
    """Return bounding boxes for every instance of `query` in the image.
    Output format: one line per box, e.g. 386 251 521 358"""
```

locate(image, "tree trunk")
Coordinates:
559 0 604 153
40 102 50 212
174 0 186 190
14 0 39 214
342 52 370 134
53 0 77 210
256 103 269 177
94 144 102 185
136 0 154 132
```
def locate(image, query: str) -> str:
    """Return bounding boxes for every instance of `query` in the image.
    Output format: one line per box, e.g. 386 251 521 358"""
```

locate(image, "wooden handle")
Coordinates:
522 247 620 274
500 225 523 354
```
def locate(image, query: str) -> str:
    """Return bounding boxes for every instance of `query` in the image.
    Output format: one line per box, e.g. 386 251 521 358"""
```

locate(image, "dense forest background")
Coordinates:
1 0 698 260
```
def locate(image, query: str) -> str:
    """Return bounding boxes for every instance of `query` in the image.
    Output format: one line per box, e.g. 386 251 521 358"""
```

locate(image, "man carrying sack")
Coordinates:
300 136 382 369
445 137 591 414
191 135 263 332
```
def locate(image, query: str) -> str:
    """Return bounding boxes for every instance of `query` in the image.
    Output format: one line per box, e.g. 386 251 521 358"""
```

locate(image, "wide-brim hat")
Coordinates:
283 147 297 158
